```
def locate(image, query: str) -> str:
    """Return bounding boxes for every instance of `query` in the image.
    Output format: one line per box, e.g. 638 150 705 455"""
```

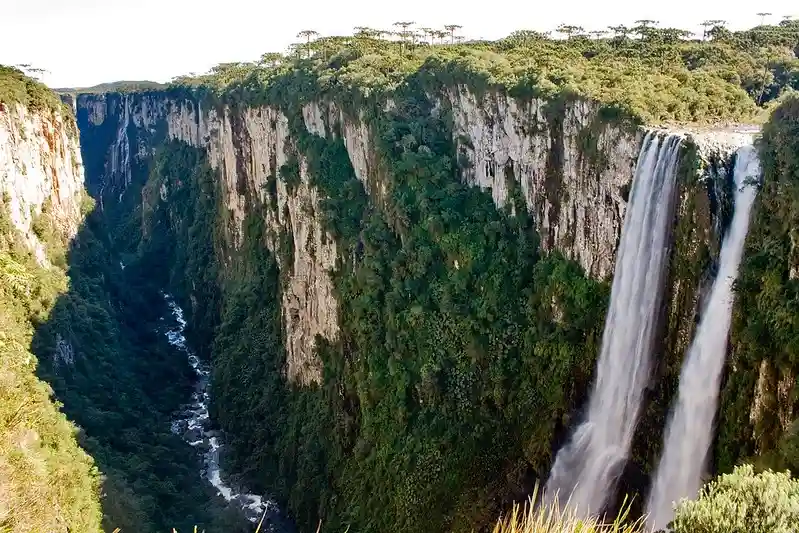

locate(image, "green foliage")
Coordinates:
0 64 72 118
172 20 799 125
670 465 799 533
0 198 103 533
0 138 251 531
126 72 609 531
721 95 799 471
70 21 799 531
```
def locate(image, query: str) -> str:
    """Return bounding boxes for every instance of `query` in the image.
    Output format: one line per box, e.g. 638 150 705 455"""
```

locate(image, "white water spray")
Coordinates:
545 132 682 516
646 145 760 531
163 295 276 525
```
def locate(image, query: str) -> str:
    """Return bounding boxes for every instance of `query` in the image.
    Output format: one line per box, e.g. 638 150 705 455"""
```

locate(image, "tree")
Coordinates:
659 28 694 44
757 12 773 26
444 24 463 44
708 24 733 42
353 26 381 40
258 52 284 68
701 19 726 40
608 25 628 36
556 24 585 39
393 21 416 52
608 24 631 42
433 29 449 44
297 30 319 58
633 19 659 40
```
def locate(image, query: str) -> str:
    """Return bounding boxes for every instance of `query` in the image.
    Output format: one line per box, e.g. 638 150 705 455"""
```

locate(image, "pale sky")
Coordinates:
1 0 796 88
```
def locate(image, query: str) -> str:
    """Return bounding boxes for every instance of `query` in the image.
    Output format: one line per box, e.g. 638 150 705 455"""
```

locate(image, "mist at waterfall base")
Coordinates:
646 145 761 531
545 132 681 516
164 295 295 532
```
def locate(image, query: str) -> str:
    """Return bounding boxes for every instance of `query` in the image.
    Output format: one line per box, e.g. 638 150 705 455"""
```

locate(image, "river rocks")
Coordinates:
183 427 203 442
163 295 285 525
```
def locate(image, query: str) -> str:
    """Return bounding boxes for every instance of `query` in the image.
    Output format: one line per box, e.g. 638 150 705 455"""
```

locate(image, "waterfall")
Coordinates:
646 145 761 531
545 132 681 516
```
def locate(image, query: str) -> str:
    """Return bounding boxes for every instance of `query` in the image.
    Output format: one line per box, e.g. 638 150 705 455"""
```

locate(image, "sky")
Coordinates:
1 0 796 88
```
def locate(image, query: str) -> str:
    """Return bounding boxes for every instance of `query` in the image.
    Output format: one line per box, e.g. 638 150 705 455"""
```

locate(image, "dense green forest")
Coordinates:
165 19 799 123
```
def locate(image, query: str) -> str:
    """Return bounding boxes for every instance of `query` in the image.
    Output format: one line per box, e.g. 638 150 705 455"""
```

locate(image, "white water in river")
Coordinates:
545 132 681 516
646 145 760 531
164 295 275 524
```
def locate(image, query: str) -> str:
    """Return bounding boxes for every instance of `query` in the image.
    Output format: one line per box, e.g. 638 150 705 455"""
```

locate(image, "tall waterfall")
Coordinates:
545 132 681 515
646 145 761 531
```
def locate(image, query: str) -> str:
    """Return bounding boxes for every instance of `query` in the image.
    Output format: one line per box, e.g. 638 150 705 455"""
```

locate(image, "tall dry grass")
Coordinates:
492 486 646 533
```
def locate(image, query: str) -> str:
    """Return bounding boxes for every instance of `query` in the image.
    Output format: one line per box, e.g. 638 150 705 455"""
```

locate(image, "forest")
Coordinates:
1 14 799 533
163 18 799 123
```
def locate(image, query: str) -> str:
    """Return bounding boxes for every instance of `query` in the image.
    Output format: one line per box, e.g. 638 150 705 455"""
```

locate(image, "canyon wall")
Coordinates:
0 101 84 261
75 90 647 385
0 96 103 533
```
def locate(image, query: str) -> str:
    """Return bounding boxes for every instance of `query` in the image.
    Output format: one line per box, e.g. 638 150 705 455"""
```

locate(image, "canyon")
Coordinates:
2 23 799 531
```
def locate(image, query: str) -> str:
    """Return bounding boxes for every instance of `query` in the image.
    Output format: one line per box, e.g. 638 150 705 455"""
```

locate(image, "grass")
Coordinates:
493 486 645 533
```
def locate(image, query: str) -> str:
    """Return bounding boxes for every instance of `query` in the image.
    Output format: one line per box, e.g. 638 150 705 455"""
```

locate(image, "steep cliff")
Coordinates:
77 89 644 389
0 100 84 261
0 82 102 532
718 97 799 474
2 69 255 532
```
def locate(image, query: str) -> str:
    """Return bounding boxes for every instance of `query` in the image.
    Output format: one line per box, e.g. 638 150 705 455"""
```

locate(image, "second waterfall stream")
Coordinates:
646 145 761 530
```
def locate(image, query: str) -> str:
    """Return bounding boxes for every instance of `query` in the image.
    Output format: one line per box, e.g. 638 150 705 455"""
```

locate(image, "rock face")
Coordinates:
73 90 747 393
444 88 640 280
0 102 84 261
77 93 337 385
301 91 641 281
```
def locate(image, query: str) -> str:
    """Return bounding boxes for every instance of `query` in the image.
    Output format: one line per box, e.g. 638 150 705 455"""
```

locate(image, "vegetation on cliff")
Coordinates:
123 91 610 532
0 65 72 117
0 195 102 533
722 94 799 473
1 193 250 533
169 19 799 124
2 16 794 533
0 69 250 532
84 20 799 533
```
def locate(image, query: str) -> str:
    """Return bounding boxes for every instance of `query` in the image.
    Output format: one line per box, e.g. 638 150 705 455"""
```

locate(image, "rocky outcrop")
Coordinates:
77 93 337 385
0 102 84 262
444 88 640 280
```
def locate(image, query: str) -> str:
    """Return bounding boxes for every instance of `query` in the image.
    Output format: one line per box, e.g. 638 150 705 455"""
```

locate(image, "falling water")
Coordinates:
545 132 682 516
646 145 760 531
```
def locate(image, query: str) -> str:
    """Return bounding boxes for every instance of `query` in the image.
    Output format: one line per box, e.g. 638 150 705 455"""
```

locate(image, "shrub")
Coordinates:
670 465 799 533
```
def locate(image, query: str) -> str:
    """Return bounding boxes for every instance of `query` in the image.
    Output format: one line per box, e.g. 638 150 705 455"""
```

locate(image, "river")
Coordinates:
163 293 294 531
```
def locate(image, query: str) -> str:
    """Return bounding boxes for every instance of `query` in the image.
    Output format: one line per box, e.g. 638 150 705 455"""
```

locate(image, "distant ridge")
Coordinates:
54 80 167 94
